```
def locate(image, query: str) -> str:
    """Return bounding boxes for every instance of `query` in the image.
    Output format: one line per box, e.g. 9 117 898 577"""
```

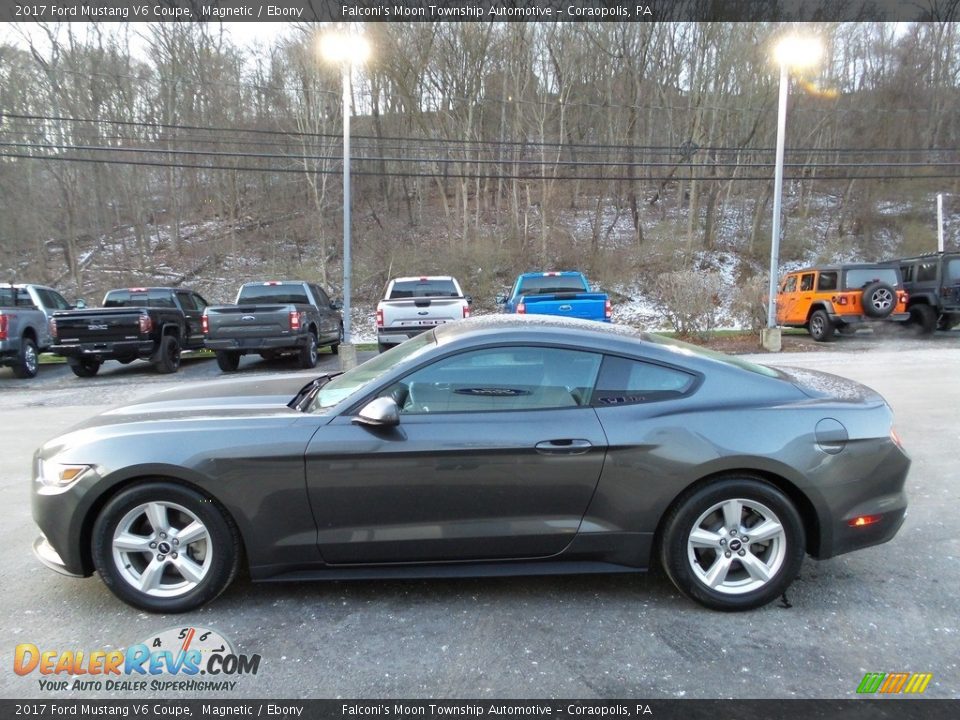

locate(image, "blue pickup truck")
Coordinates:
497 271 611 322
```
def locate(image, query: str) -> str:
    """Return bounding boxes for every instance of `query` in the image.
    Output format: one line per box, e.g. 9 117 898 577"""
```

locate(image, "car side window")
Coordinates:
37 288 71 310
817 272 838 292
312 284 330 307
192 293 208 310
591 356 696 406
916 263 937 282
782 276 798 293
175 291 197 311
900 265 913 282
148 291 176 309
800 274 815 292
16 289 37 309
386 346 603 414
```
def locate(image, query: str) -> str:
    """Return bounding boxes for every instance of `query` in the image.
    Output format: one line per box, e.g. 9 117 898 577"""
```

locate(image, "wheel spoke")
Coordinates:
172 555 205 584
114 532 153 553
722 500 742 531
138 558 165 592
173 521 208 546
740 551 773 583
145 503 169 535
745 518 783 544
689 527 723 548
704 554 734 588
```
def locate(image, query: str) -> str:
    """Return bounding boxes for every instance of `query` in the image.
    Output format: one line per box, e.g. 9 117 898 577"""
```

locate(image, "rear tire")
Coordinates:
91 481 241 613
215 350 241 372
377 343 390 354
907 304 937 335
808 309 834 342
11 337 39 378
69 358 101 378
298 333 318 369
329 324 343 355
155 335 181 374
659 477 805 611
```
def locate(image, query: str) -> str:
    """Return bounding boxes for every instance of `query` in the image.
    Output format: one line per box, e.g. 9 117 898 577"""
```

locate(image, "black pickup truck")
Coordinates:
50 287 208 377
203 281 343 372
888 252 960 333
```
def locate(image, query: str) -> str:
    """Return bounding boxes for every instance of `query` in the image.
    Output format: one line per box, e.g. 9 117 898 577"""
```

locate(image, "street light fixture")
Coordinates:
320 31 370 369
763 34 823 351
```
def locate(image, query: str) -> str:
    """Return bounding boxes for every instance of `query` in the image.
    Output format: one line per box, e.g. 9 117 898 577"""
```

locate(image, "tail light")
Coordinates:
462 305 471 319
49 317 57 340
899 291 909 305
376 305 384 328
849 514 882 528
890 427 905 450
289 310 301 331
517 302 526 314
138 314 153 334
605 299 612 320
201 315 209 334
0 315 7 341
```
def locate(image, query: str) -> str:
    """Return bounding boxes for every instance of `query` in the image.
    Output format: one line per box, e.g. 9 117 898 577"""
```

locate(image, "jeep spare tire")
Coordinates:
861 281 895 318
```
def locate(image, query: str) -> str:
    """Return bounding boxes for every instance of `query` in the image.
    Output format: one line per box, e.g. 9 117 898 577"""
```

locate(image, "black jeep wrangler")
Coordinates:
887 252 960 333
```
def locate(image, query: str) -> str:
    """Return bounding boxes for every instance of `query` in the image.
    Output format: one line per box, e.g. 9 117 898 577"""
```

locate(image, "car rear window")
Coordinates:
0 287 14 307
389 280 460 299
104 290 175 308
518 275 587 295
843 268 899 289
237 284 310 304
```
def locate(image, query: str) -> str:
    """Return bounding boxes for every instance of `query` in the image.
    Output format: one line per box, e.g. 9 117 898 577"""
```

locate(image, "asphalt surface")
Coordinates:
1 335 958 700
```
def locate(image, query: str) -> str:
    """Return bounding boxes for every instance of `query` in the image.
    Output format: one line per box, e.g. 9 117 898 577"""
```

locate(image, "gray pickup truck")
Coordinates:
203 281 343 372
0 284 78 379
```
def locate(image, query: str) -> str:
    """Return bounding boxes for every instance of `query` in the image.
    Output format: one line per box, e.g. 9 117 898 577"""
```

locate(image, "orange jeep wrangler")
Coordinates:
776 264 909 341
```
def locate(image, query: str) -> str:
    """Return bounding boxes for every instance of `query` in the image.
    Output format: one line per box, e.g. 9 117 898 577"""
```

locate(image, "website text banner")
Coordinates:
2 700 959 720
0 0 955 24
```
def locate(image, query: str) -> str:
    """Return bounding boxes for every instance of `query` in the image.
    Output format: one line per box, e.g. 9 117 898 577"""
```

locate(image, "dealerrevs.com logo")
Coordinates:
856 672 933 694
13 626 260 692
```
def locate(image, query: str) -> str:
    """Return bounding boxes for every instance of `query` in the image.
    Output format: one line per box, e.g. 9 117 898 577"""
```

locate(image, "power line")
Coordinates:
3 150 958 183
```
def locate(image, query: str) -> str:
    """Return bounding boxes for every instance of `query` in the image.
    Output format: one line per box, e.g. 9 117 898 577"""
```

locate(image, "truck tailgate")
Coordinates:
382 298 465 330
53 309 144 343
520 293 608 321
205 305 295 339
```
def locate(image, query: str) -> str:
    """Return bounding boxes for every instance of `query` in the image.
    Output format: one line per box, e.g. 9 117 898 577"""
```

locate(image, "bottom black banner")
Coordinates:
2 699 957 720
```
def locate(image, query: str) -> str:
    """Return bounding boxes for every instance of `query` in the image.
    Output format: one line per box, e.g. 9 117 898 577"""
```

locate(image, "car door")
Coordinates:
776 275 799 325
174 291 205 347
309 284 338 341
304 345 608 564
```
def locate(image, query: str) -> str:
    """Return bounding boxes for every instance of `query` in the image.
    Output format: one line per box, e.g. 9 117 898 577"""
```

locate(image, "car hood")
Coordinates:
69 374 319 431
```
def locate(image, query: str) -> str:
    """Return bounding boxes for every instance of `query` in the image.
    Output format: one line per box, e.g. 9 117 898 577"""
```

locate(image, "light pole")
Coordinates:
320 31 370 369
763 35 823 352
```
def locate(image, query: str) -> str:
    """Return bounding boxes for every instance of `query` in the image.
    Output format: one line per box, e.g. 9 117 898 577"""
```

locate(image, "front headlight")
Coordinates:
37 461 92 489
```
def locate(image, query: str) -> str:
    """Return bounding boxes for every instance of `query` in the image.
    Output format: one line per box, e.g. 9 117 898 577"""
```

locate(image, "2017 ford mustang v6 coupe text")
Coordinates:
31 316 909 612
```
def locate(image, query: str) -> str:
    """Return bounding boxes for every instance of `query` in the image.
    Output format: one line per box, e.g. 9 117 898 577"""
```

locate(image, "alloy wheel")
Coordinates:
686 498 787 595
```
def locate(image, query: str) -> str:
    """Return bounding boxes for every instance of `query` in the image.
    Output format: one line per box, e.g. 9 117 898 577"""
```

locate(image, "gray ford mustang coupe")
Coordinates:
32 316 909 613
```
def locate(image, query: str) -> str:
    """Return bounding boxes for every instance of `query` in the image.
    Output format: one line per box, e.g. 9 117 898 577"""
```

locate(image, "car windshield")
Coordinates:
388 280 460 298
843 268 899 289
305 332 436 413
518 275 587 295
643 333 780 378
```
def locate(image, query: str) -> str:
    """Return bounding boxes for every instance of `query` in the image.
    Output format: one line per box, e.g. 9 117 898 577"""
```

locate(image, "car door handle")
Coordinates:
535 439 593 455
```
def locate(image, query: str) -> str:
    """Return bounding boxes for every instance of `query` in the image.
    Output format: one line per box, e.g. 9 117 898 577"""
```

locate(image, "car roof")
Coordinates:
390 276 457 282
787 263 898 274
106 287 185 293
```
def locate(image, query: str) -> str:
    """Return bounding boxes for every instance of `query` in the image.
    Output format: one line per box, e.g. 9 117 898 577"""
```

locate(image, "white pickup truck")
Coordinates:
376 276 471 352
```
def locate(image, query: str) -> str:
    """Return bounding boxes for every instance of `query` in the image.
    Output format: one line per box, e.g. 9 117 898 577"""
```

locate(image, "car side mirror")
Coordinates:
495 293 507 305
331 299 343 310
465 295 473 306
74 299 87 309
353 397 400 427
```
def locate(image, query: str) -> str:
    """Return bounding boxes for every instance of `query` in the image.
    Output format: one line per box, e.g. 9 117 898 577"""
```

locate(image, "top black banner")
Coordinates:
1 0 958 23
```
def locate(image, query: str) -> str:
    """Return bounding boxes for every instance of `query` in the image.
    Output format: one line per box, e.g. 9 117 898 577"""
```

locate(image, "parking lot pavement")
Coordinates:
1 346 958 700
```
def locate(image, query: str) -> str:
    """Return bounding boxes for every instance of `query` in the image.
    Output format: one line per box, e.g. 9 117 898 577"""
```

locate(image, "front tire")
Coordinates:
808 309 835 342
660 477 805 611
91 482 241 613
69 358 101 377
11 337 39 378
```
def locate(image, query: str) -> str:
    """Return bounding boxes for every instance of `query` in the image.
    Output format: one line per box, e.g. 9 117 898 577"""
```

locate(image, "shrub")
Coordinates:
650 269 725 340
729 273 771 332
